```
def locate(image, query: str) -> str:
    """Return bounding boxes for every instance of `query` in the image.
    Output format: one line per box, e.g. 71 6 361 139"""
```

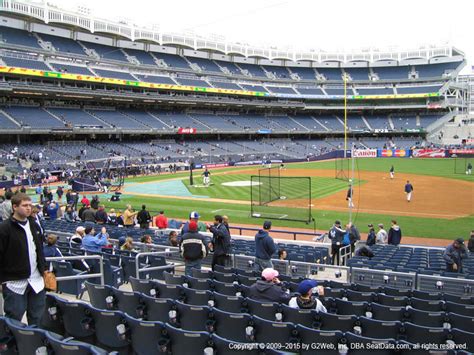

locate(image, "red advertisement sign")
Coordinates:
177 128 197 134
412 149 445 158
353 149 377 158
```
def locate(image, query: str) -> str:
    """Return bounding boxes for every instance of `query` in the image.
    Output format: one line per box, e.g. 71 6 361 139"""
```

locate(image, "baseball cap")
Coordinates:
189 220 198 232
76 226 85 233
297 279 318 295
378 223 384 228
263 221 272 230
455 238 465 244
261 268 279 281
189 211 200 219
368 224 374 228
335 220 341 225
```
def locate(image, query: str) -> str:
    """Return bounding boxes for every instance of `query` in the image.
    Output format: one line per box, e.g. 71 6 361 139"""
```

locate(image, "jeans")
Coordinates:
254 258 273 272
185 259 202 277
2 284 46 325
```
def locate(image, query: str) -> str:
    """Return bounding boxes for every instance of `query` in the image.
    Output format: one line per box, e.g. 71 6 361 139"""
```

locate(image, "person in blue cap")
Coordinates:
289 279 326 312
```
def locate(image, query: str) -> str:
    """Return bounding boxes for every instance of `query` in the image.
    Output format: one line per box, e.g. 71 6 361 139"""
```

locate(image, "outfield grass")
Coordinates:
289 157 474 181
183 174 359 201
94 158 473 240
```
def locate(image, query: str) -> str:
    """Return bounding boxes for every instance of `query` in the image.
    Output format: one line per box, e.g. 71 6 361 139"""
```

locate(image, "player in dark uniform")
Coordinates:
404 180 414 202
202 168 211 186
390 165 394 179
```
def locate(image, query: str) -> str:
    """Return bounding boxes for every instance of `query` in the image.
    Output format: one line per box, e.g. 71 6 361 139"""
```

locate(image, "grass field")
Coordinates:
91 157 474 240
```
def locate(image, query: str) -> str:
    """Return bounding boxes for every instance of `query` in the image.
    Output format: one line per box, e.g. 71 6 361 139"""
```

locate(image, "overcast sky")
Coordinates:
60 0 472 73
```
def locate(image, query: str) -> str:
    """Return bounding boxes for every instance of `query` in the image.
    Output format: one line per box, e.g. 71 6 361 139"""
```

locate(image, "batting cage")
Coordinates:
250 172 312 223
335 156 350 181
454 157 474 175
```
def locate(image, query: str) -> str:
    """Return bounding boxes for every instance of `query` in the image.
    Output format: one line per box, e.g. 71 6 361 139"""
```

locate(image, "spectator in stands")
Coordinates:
443 238 468 273
78 204 87 221
328 220 345 265
209 215 232 270
90 195 99 210
254 220 276 271
43 234 62 258
56 186 64 201
248 268 290 304
81 205 96 223
366 224 376 246
376 223 388 244
70 226 85 247
289 280 326 312
80 195 90 206
468 231 474 253
95 205 108 224
181 211 200 235
347 222 360 253
82 226 109 253
0 191 13 221
141 234 152 245
31 205 45 240
168 231 178 247
121 237 136 252
355 245 375 258
46 201 59 220
122 205 138 228
137 204 151 229
223 215 230 233
179 220 209 276
278 249 287 260
64 205 78 222
0 193 46 325
154 210 168 229
108 208 117 225
388 220 402 246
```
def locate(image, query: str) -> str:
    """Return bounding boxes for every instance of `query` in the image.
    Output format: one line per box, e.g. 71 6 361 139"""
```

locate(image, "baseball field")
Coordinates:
97 157 473 242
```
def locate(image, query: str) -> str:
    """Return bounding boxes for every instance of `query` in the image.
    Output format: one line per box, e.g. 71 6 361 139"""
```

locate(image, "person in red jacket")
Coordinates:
154 210 168 229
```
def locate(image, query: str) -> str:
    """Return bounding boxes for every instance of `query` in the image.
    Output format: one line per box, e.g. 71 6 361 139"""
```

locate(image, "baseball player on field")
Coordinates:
390 165 394 179
202 168 211 186
404 180 414 202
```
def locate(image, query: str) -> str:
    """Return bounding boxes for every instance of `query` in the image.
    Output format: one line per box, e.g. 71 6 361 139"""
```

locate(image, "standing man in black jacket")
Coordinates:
328 220 345 265
179 220 209 276
208 215 231 270
136 205 151 229
0 193 46 325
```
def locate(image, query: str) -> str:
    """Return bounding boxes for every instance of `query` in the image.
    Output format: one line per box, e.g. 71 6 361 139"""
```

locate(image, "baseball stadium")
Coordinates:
0 0 473 353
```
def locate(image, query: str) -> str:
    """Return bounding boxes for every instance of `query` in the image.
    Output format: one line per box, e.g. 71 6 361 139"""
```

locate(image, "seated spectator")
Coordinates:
168 231 178 247
141 234 153 244
289 279 326 312
82 226 109 253
444 238 468 273
121 237 135 251
278 249 287 260
95 205 108 224
248 268 291 304
64 205 78 222
468 231 474 253
70 226 85 247
82 205 96 223
43 234 63 258
154 210 168 229
108 208 117 225
355 245 375 258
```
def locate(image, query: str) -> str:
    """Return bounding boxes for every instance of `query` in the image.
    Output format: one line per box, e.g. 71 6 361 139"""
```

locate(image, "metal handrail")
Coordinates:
45 255 104 285
134 251 183 279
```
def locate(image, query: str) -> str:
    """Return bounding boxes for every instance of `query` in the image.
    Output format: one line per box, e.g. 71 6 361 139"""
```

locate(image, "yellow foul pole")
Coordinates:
344 73 347 158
